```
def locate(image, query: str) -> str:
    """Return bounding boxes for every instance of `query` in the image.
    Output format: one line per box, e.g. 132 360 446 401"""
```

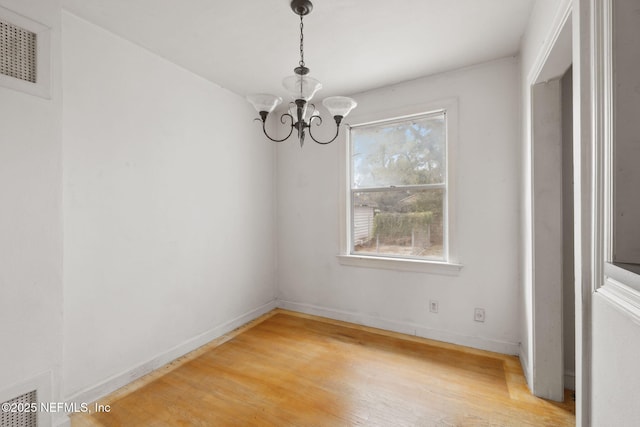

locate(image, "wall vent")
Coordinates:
0 390 37 427
0 19 37 83
0 6 51 98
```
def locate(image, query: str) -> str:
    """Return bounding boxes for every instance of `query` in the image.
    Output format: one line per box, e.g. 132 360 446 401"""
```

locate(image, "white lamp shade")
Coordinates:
282 74 322 101
246 94 282 113
322 96 357 118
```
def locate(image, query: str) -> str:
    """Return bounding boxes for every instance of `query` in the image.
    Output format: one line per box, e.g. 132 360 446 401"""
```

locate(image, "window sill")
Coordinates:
599 263 640 323
605 262 640 293
337 254 463 275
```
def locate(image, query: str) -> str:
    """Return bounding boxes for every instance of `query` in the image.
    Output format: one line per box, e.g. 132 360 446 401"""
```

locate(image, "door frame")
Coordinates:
528 7 573 402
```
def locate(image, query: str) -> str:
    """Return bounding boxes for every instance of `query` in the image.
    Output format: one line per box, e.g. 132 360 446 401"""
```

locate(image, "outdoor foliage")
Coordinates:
351 113 446 219
352 113 446 189
372 211 433 239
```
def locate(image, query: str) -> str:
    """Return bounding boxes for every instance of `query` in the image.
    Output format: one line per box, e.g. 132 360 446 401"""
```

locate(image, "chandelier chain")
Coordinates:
299 15 305 67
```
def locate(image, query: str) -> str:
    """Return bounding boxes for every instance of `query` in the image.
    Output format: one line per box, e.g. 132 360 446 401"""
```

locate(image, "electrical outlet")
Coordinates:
429 300 439 313
474 308 485 322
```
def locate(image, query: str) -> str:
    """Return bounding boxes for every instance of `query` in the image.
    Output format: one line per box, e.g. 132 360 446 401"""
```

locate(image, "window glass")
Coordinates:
350 112 447 261
352 115 445 188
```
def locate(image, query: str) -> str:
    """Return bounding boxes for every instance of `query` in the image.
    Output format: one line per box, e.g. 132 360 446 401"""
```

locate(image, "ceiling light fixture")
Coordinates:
246 0 357 147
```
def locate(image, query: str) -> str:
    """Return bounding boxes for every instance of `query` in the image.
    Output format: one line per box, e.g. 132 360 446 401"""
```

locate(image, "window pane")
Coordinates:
352 189 444 260
351 113 445 189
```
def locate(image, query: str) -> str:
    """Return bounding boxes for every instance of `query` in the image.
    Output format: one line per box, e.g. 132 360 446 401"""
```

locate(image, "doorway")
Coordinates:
529 11 573 401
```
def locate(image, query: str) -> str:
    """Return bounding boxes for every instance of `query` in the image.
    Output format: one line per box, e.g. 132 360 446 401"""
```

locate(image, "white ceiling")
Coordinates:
62 0 535 99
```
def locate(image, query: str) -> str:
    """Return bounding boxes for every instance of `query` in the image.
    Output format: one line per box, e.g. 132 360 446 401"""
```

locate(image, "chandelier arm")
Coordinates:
261 113 295 143
307 115 340 145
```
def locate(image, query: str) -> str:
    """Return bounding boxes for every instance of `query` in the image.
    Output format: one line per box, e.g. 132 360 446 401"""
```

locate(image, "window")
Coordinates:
340 101 459 272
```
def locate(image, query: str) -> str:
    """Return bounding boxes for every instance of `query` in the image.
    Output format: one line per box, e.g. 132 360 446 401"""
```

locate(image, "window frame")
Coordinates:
338 98 462 274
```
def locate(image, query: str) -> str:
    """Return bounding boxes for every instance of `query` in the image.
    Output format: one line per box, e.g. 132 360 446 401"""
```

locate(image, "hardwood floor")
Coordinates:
71 310 575 426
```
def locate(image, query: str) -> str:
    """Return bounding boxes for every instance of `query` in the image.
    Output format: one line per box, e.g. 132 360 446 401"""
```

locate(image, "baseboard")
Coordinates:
564 370 575 391
519 344 533 392
65 300 278 406
518 345 574 392
277 300 519 355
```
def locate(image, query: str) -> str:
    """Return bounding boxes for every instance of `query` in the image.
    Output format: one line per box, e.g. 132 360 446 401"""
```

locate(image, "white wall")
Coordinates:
61 12 277 401
531 79 565 400
592 295 640 424
276 58 521 353
0 0 63 415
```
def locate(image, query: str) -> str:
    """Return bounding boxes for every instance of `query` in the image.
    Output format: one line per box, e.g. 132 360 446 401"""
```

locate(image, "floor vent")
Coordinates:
0 19 37 83
0 390 37 427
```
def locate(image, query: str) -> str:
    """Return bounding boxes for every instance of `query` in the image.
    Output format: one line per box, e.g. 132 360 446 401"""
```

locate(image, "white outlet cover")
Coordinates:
429 300 438 313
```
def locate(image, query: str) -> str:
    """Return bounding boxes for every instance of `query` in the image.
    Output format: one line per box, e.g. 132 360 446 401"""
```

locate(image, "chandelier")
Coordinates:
246 0 357 147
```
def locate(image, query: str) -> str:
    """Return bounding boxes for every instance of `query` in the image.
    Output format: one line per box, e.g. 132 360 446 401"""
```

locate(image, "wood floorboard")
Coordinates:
71 309 575 426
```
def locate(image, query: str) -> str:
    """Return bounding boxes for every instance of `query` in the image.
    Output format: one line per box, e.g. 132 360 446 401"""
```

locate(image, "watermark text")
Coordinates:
1 401 111 414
